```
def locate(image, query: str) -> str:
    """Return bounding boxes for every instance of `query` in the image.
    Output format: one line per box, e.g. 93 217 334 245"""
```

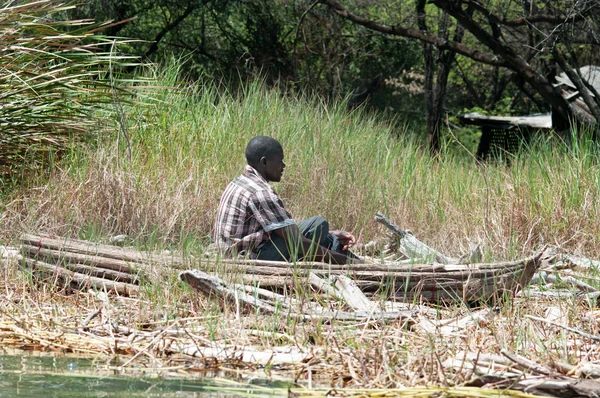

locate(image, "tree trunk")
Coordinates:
416 0 438 153
418 5 469 154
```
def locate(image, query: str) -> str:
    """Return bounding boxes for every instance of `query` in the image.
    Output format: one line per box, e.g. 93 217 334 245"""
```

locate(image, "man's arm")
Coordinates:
272 224 361 264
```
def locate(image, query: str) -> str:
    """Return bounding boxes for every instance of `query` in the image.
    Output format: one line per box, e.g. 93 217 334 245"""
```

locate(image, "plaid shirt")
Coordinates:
214 165 295 254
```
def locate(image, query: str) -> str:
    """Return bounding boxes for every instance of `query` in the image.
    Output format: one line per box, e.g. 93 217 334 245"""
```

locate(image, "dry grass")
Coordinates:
2 251 599 393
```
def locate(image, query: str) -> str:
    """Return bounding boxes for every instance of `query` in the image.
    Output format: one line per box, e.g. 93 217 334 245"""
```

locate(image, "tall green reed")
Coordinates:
3 60 600 261
0 0 143 183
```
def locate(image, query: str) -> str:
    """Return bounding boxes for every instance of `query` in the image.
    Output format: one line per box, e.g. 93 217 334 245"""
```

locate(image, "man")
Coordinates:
214 136 362 264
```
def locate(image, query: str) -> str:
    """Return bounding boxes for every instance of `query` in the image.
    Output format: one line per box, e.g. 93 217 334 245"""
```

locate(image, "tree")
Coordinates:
415 1 469 153
68 0 421 105
322 0 600 145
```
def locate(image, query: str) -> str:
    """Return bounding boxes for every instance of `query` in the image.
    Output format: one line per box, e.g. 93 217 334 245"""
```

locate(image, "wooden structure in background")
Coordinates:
460 65 599 161
458 112 552 161
554 65 600 124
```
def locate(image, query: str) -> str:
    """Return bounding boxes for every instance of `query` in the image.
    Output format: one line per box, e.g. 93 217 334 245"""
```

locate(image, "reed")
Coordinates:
1 58 600 395
0 0 143 182
2 62 599 265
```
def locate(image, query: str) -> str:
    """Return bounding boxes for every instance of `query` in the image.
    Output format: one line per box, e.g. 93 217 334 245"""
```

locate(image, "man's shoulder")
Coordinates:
230 173 271 195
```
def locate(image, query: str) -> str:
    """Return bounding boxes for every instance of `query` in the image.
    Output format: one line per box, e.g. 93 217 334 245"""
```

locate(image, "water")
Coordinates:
0 352 290 398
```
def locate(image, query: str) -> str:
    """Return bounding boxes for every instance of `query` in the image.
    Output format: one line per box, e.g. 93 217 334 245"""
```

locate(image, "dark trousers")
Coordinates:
256 216 342 262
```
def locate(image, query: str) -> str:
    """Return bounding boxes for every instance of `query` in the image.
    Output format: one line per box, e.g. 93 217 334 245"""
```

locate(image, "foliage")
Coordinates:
322 0 600 134
58 0 600 147
67 0 422 109
0 0 141 183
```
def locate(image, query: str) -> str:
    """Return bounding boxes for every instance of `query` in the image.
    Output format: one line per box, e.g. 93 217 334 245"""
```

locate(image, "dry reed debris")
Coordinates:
4 216 600 396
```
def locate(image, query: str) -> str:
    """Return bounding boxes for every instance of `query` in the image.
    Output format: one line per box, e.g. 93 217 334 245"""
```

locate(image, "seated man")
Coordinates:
214 136 362 264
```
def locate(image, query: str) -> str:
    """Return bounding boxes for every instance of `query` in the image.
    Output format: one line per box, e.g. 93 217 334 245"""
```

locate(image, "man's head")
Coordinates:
245 136 285 182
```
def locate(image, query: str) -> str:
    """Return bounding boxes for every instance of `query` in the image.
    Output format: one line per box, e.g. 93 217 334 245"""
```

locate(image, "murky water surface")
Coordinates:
0 351 289 397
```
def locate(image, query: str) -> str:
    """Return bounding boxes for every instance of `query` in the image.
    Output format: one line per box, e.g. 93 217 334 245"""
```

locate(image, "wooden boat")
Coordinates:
18 232 542 303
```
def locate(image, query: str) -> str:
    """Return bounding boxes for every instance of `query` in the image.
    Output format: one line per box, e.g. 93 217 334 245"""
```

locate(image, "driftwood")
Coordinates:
470 376 600 398
19 256 139 296
20 244 145 275
199 257 542 302
375 212 459 264
525 314 600 343
87 319 311 366
207 252 543 302
175 343 310 365
308 273 341 299
20 233 184 268
416 309 494 336
518 288 600 301
21 245 139 284
333 275 377 312
531 271 599 293
446 351 600 398
562 253 600 272
308 273 441 316
179 269 417 323
180 269 280 314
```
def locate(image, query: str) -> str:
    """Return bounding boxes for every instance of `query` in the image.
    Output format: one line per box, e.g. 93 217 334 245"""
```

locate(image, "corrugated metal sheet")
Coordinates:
459 113 552 128
554 65 600 96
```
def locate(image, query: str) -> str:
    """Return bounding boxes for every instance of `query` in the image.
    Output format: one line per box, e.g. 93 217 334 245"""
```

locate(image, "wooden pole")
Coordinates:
20 256 139 296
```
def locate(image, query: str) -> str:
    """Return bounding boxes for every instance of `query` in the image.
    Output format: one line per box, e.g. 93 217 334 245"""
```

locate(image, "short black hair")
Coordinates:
245 136 283 166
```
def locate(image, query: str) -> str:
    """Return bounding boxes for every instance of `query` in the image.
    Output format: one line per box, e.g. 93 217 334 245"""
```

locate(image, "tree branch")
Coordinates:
143 4 197 60
432 0 574 127
320 0 507 67
289 0 320 44
455 61 485 104
457 0 585 27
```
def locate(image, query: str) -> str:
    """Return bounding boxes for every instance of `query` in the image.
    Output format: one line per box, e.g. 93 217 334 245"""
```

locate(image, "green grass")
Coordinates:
2 60 600 266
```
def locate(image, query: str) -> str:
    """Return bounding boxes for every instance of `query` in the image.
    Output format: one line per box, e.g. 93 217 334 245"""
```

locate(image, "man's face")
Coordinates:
263 150 286 182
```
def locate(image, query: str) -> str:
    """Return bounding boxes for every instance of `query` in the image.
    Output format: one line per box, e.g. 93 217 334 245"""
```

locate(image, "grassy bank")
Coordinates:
1 66 600 394
2 66 600 261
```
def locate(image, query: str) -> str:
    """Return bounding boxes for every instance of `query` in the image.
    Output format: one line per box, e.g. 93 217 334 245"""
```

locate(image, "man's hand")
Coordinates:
330 230 356 251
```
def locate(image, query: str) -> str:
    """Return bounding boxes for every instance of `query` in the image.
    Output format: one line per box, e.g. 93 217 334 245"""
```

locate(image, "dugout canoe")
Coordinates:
18 233 542 303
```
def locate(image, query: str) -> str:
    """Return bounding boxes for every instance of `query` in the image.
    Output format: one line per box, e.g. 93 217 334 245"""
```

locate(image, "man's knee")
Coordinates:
305 215 328 228
298 215 330 248
299 216 328 234
256 235 291 262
